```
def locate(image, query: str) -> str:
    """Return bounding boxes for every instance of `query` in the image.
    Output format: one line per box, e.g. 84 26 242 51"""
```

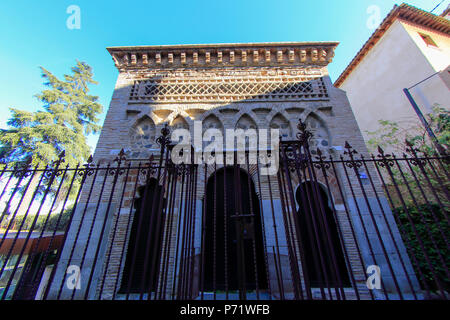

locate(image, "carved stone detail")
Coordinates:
289 50 295 62
311 49 318 62
253 50 259 63
300 50 307 62
270 114 292 139
130 116 157 152
277 50 283 62
108 43 338 70
242 51 247 62
128 69 328 103
265 50 271 62
230 51 235 63
305 113 330 152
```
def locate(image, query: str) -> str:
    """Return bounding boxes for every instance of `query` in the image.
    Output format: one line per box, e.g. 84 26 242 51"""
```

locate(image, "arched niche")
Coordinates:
235 114 257 131
234 114 258 150
304 113 330 151
171 115 189 131
130 116 157 151
119 178 165 293
202 114 224 134
295 181 350 288
201 114 224 151
270 113 292 139
203 167 268 291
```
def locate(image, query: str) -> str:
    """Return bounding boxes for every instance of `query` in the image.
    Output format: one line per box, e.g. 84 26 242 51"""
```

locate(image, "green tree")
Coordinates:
0 61 102 167
395 204 449 293
365 106 449 207
0 61 103 217
366 106 449 156
366 106 449 295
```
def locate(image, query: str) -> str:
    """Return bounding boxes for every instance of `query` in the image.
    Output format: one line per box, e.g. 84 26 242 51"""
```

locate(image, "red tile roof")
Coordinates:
334 3 450 87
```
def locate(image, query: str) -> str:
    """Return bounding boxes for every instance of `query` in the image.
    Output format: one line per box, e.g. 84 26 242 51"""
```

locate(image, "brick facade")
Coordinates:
45 42 418 300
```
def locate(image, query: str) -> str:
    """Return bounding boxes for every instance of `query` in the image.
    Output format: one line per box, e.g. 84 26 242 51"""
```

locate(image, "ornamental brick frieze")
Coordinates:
107 43 337 103
122 67 329 103
123 66 324 79
127 75 328 103
107 42 338 71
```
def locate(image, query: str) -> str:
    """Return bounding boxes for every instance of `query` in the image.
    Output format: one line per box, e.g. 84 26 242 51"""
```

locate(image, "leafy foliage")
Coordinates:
0 61 102 168
367 107 450 294
395 204 449 292
0 61 103 205
367 106 449 207
0 206 73 232
366 106 449 156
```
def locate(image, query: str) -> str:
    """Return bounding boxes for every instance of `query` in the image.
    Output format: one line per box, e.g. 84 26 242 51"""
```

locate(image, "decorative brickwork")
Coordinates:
109 43 337 71
128 71 328 103
51 42 417 301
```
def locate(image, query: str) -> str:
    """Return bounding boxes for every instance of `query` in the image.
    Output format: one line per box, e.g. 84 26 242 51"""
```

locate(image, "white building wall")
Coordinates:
339 20 450 147
401 21 450 113
402 20 450 72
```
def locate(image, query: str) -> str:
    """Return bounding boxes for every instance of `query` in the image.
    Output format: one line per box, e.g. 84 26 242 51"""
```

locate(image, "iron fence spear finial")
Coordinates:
296 118 312 146
114 148 127 164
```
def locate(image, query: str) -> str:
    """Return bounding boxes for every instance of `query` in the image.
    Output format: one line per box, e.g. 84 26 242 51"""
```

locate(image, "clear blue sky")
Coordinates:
0 0 446 152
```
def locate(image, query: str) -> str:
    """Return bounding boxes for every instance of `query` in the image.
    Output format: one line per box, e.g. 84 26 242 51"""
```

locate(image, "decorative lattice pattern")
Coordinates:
129 77 328 103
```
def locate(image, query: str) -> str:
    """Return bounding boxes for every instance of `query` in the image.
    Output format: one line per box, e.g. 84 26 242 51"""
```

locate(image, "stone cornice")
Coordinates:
106 42 339 71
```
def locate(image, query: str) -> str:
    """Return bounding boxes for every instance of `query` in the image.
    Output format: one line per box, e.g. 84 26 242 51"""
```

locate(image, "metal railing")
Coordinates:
0 121 448 300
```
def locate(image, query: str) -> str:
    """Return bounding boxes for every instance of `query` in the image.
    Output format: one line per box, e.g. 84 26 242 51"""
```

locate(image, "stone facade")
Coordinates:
46 42 419 300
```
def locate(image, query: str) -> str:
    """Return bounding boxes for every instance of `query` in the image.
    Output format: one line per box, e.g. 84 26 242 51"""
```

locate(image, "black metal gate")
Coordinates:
0 120 448 300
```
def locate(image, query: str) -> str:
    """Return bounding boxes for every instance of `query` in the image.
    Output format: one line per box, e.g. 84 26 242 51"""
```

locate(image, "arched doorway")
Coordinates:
295 181 350 288
203 167 268 292
119 178 165 293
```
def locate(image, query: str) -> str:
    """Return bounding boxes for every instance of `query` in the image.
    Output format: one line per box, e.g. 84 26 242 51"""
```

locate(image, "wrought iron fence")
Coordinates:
0 122 448 300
